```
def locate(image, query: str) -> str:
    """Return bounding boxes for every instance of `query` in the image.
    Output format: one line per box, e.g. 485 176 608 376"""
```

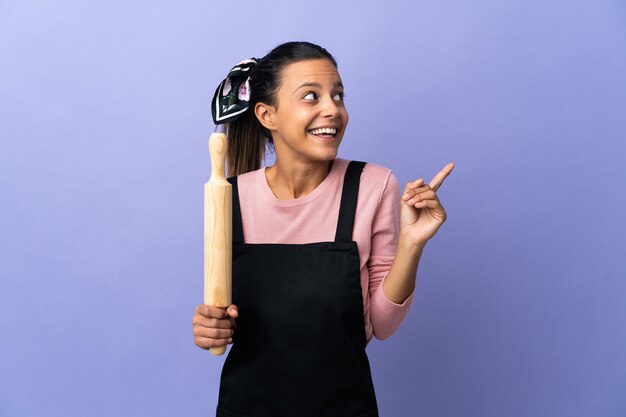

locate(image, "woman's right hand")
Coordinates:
192 304 239 350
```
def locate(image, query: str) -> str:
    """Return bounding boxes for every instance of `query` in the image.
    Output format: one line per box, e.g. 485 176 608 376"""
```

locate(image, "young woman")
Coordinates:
192 41 454 417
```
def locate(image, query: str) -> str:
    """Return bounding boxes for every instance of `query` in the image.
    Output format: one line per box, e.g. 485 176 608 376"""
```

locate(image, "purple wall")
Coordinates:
1 1 625 416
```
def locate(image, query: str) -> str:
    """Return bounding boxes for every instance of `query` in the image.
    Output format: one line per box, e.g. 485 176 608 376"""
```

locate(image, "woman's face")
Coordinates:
262 58 348 164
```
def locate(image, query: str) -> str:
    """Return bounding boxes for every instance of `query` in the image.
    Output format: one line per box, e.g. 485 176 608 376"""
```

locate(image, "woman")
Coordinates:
192 41 454 417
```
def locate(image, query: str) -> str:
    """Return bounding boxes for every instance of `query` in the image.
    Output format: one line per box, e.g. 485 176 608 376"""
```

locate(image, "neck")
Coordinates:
265 158 334 200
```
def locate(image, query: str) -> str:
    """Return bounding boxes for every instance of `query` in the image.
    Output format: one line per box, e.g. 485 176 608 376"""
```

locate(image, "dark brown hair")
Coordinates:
221 41 338 177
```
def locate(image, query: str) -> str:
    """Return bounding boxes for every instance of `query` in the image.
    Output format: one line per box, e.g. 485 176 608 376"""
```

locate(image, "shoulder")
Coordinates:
362 161 394 183
341 158 400 207
231 165 265 189
339 158 393 182
356 160 400 195
234 165 264 181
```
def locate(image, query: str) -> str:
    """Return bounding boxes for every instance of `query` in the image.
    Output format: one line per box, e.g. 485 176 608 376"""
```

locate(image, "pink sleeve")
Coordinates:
368 172 415 340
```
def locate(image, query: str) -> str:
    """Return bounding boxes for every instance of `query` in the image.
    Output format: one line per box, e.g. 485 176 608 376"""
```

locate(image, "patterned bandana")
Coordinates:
211 58 259 124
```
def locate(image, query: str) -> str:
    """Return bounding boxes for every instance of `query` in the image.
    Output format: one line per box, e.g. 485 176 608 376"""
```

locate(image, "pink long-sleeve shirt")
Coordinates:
236 157 414 342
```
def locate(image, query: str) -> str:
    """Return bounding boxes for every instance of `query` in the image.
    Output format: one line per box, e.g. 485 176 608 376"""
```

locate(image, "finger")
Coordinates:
403 178 424 194
195 304 228 319
404 184 436 199
195 336 233 350
429 162 455 191
413 199 441 209
402 179 425 200
192 315 233 329
407 190 437 205
194 326 235 339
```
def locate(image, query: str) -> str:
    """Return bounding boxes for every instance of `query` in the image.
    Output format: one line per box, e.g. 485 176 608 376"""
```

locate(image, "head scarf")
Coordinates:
211 58 259 124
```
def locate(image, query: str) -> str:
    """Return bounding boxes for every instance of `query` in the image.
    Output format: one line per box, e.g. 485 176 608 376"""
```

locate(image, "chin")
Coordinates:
312 148 339 161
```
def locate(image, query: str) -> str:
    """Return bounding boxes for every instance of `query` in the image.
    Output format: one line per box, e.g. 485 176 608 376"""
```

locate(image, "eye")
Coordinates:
333 91 345 101
303 92 317 101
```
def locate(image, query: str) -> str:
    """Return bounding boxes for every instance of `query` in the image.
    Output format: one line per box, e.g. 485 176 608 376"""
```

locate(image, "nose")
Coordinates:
320 95 340 118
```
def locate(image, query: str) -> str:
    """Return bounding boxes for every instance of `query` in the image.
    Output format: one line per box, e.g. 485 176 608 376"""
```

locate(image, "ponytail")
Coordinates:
223 110 269 177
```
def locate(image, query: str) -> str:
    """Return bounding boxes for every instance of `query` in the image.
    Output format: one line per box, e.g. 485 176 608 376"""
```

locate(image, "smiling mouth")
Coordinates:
307 127 338 137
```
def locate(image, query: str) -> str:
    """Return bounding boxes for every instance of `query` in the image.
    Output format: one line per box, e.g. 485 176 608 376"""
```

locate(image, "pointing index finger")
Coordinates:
428 162 455 191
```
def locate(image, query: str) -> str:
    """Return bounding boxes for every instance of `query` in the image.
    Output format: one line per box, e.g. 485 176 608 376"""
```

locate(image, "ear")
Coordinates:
255 102 276 132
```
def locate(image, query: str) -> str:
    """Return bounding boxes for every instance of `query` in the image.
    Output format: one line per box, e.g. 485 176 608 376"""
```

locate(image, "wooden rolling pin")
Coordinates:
204 132 232 356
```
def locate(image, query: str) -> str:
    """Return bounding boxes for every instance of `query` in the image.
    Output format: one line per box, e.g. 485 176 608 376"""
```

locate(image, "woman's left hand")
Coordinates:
400 162 455 247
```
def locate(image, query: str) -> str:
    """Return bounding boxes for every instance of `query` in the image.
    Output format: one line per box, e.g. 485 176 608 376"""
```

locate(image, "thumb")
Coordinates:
227 304 239 319
227 304 239 331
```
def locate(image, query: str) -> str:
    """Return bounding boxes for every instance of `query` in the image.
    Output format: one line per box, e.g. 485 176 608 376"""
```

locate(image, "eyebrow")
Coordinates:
294 81 344 93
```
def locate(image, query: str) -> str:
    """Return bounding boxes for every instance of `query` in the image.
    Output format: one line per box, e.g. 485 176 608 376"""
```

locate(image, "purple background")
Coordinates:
1 1 625 416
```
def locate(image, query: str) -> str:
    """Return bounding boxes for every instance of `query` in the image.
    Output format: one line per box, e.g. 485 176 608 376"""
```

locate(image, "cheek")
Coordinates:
339 108 349 127
291 109 314 130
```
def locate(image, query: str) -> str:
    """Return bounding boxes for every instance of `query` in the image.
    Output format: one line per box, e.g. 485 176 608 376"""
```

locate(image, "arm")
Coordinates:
383 162 455 303
368 172 414 340
382 238 423 304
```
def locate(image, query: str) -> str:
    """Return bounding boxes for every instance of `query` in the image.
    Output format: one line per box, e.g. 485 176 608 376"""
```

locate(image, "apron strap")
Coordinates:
334 160 367 242
228 160 367 245
226 176 245 244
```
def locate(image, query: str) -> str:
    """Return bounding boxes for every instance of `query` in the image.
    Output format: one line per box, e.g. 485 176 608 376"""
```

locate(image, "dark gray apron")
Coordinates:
217 161 378 417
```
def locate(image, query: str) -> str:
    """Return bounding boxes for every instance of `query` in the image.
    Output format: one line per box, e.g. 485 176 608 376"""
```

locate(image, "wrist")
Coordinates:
398 233 426 256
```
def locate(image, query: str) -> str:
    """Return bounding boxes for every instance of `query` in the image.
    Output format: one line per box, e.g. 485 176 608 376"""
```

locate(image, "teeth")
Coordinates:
309 127 337 136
